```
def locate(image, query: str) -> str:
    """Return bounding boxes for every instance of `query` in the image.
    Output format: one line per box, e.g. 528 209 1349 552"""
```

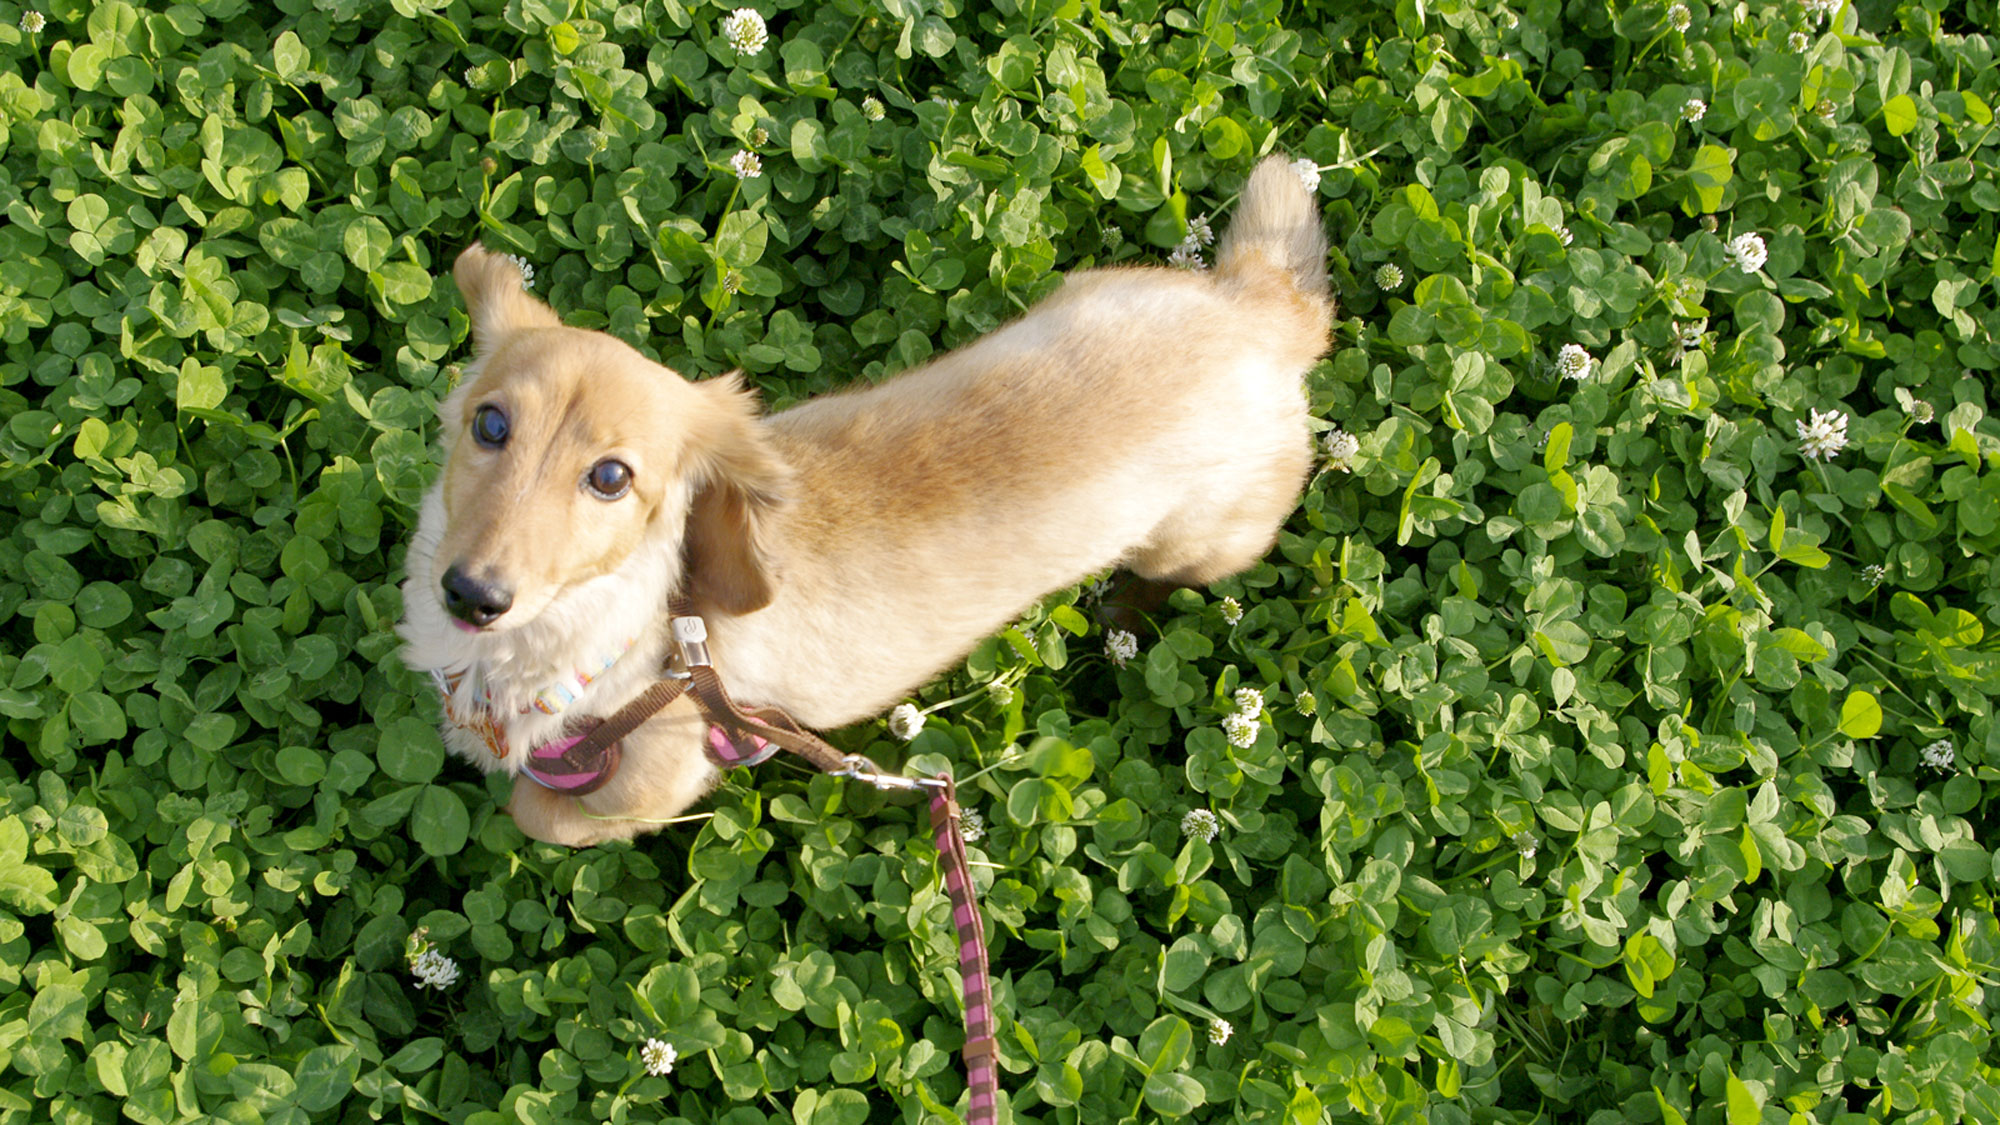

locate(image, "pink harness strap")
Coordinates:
521 725 620 795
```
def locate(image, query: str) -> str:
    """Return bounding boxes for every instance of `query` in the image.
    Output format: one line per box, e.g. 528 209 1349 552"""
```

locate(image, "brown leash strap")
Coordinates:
686 664 851 773
548 675 689 768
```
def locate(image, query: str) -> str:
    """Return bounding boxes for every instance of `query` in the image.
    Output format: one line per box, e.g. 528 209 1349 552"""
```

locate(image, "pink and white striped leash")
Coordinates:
930 775 999 1122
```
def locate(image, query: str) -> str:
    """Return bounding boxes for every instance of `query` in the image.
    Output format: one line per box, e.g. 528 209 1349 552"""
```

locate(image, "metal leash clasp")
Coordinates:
832 754 949 792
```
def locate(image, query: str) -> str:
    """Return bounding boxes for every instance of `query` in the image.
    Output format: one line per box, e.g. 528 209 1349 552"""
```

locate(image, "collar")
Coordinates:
431 634 639 759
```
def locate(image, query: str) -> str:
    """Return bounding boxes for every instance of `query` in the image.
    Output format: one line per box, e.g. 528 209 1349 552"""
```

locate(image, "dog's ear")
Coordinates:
681 374 792 616
455 244 561 350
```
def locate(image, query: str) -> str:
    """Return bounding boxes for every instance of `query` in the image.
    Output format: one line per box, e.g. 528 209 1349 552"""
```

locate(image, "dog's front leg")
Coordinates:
505 696 721 847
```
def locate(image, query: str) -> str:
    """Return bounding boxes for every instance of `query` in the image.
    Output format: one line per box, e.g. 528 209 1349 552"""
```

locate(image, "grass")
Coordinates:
2 0 1999 1121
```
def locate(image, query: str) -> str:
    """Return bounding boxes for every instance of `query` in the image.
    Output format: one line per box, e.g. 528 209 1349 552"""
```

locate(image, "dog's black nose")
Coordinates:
441 566 513 627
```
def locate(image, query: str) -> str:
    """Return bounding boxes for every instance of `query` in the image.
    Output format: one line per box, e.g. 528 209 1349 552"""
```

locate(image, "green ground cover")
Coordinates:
4 0 2000 1120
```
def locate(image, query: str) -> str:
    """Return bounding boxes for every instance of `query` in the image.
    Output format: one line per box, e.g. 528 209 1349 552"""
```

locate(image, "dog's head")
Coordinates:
426 245 791 634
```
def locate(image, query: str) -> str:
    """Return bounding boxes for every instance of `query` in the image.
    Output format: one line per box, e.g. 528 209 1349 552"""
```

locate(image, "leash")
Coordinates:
535 599 1001 1122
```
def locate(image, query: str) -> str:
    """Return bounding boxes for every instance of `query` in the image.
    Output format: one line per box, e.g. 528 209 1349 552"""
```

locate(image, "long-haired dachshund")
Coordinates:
399 155 1331 845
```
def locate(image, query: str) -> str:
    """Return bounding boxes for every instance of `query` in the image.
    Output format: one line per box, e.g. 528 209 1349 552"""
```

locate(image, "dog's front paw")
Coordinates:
505 777 632 847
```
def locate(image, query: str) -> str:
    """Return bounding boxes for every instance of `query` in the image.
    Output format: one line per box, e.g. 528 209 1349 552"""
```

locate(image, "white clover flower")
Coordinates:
1901 394 1934 423
1222 712 1258 749
1106 628 1139 666
1725 231 1768 273
1323 427 1360 469
1557 225 1574 247
1167 240 1206 271
750 126 769 147
1921 739 1955 772
1789 31 1809 53
887 703 925 741
1681 97 1707 123
1815 97 1837 122
729 150 763 179
986 680 1015 707
1667 3 1691 31
1863 563 1887 586
1102 226 1125 250
1374 263 1404 290
1289 158 1322 194
1233 687 1263 716
20 11 44 32
1181 808 1220 842
641 1038 678 1077
410 947 460 990
1795 408 1849 461
505 254 535 290
1554 343 1594 382
463 65 481 88
721 8 768 56
861 95 885 121
1294 692 1317 716
958 808 987 844
1514 832 1538 860
1676 318 1707 350
1219 597 1243 625
1804 0 1838 22
1208 1018 1233 1046
720 270 743 295
1186 213 1215 247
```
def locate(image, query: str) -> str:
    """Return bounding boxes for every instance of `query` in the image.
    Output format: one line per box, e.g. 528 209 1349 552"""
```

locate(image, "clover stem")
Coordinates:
1629 30 1671 69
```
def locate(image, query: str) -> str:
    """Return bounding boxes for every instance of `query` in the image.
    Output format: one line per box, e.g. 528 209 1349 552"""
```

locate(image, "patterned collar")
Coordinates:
431 634 637 759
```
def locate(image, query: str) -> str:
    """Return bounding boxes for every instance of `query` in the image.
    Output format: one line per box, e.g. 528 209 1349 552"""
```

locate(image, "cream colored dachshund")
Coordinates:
398 154 1331 846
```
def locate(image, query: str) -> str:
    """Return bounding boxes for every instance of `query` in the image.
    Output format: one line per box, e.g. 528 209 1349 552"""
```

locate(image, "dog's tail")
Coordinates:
1214 155 1329 304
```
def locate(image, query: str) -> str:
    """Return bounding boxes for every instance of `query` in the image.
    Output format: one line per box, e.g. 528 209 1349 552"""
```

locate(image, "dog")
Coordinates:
398 154 1331 846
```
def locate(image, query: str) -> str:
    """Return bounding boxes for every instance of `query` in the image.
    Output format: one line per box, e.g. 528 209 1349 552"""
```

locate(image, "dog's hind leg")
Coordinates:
1096 514 1287 635
1125 510 1283 590
1098 474 1304 636
1127 438 1312 590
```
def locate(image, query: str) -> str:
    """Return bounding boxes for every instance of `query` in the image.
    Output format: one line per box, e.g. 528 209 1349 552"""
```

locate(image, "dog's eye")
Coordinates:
472 405 509 448
585 459 632 500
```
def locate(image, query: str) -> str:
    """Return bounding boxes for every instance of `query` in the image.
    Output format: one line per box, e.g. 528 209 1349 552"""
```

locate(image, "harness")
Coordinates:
437 600 1000 1122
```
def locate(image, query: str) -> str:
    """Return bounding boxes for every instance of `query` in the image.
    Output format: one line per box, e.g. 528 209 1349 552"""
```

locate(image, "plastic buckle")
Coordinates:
671 614 711 668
